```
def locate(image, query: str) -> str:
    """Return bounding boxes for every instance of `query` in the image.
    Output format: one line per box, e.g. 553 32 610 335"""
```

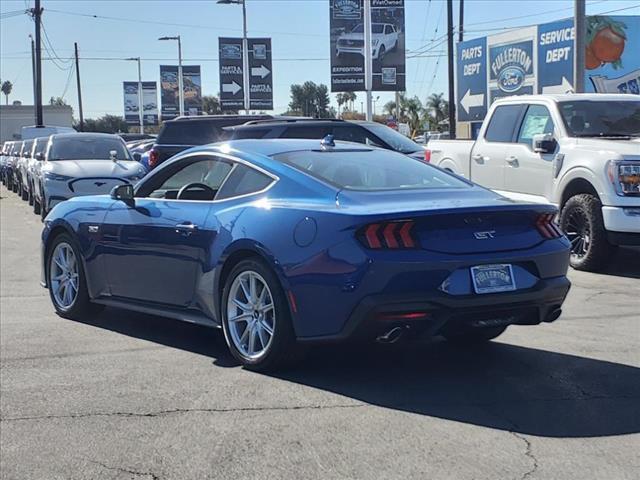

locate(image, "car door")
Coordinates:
470 104 525 190
503 104 557 200
100 154 233 307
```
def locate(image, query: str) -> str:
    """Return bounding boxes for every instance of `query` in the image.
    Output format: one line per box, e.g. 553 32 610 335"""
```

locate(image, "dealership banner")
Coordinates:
456 15 639 123
329 0 405 92
123 82 158 125
160 65 202 120
182 65 203 116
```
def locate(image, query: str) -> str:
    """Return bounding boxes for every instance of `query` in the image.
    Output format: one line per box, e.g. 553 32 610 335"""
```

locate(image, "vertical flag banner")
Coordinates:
219 37 245 110
123 81 139 125
329 0 405 92
182 66 203 116
141 82 158 125
160 65 179 120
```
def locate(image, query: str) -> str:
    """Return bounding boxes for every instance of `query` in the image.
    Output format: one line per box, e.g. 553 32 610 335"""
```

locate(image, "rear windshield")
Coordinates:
49 136 130 161
362 123 423 153
274 149 469 191
159 117 269 145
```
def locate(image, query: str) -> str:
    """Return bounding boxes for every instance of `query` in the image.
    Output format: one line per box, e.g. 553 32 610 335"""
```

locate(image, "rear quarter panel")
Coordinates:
429 139 475 177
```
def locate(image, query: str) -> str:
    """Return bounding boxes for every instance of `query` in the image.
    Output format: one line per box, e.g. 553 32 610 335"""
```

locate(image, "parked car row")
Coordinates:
1 132 147 219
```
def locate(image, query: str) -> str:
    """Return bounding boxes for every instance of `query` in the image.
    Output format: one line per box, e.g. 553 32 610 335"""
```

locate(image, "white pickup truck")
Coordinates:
427 94 640 272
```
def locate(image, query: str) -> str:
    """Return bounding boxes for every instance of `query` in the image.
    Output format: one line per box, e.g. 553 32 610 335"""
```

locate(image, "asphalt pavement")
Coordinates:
1 184 639 480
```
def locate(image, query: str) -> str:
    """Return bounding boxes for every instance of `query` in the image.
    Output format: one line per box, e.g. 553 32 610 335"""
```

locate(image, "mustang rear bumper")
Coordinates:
298 276 571 342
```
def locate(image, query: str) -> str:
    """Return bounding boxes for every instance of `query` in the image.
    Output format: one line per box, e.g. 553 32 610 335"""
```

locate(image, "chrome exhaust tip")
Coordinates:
376 326 404 344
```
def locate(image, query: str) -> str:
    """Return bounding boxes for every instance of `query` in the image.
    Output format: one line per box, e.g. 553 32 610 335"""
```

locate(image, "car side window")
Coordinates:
517 105 554 145
331 126 370 145
281 126 331 139
139 156 232 199
484 105 524 143
216 164 274 200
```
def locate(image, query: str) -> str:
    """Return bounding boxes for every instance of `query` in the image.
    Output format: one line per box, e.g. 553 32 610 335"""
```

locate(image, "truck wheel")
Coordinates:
559 194 614 272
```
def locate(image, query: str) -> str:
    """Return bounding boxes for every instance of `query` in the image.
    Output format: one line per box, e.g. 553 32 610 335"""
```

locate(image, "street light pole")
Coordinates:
573 0 586 93
126 57 144 133
158 36 184 117
218 0 250 113
363 0 373 122
177 36 184 116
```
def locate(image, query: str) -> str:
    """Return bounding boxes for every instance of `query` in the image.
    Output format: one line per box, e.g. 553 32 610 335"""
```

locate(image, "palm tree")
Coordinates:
404 96 423 137
383 101 396 116
343 92 356 111
1 80 13 105
426 93 447 125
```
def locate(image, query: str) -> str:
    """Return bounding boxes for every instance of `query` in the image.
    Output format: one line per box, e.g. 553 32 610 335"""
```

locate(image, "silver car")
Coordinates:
39 133 147 219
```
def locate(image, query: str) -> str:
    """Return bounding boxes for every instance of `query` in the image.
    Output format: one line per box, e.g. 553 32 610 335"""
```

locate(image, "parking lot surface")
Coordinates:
1 184 639 480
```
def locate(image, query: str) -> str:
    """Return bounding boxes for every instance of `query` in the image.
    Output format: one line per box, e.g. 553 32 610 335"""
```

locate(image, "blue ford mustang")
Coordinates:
41 138 571 370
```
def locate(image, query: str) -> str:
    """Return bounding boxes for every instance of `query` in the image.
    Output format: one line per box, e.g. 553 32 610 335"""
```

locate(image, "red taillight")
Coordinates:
148 148 159 169
424 149 431 163
379 311 430 321
360 221 416 249
536 213 562 239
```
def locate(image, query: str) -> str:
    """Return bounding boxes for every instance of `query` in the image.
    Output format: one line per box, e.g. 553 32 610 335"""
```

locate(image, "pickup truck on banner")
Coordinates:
427 93 640 272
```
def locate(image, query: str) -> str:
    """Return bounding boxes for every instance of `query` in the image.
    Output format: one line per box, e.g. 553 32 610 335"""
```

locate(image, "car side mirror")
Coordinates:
35 152 45 161
109 149 118 161
111 184 134 205
532 133 557 154
132 152 141 162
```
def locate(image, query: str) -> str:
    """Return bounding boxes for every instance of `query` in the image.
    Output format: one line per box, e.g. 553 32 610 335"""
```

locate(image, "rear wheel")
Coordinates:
28 183 34 205
559 194 614 272
33 195 41 215
46 234 101 319
221 259 299 371
443 326 507 344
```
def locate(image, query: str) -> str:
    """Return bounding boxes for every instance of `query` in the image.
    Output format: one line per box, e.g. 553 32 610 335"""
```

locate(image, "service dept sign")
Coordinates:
489 38 534 101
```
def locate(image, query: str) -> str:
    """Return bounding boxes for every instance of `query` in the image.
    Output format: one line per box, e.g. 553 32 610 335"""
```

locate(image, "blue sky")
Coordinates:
1 0 638 118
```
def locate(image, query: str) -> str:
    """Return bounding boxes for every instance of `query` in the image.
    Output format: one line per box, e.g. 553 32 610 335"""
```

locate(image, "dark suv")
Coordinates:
148 115 274 169
227 119 426 161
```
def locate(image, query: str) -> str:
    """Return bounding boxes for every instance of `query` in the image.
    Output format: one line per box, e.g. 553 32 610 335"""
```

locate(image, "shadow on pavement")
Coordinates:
74 309 639 439
598 247 640 279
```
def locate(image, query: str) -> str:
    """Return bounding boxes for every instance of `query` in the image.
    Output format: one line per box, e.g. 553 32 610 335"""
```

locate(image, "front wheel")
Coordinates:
559 194 614 271
221 258 299 371
46 234 101 319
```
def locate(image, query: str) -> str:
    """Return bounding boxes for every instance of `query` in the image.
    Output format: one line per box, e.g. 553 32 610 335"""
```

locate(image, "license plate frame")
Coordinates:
470 264 516 294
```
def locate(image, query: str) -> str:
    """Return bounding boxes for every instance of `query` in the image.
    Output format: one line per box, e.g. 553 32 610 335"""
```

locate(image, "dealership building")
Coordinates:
455 15 639 138
0 104 74 142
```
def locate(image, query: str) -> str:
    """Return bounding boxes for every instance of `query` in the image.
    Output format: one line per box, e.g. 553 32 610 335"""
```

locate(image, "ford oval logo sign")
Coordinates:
498 66 525 93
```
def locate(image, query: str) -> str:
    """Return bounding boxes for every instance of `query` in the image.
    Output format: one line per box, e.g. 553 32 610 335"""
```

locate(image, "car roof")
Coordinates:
230 119 378 130
50 132 122 140
205 139 373 158
494 93 639 104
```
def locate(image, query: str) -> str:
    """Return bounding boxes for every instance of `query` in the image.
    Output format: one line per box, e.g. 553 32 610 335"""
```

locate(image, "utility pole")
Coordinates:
33 0 43 127
364 0 373 121
573 0 586 93
458 0 464 43
446 0 456 138
29 35 36 114
74 43 84 132
241 0 249 113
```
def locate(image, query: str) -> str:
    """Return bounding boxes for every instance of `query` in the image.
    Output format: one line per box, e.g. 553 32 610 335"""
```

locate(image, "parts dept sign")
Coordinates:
455 15 640 123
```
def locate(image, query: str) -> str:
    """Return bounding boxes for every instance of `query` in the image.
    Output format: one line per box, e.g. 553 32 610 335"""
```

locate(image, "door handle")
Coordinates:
175 222 198 236
472 154 487 163
506 156 519 167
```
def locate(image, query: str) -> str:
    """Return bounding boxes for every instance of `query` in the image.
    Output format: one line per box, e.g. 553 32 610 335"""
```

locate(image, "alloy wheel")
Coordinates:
226 270 276 359
49 242 79 310
564 207 591 258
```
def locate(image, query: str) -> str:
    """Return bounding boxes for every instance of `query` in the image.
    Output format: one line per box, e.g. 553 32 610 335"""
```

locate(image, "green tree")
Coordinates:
203 95 221 114
289 81 332 117
403 96 423 137
424 92 448 129
1 80 13 105
82 114 129 133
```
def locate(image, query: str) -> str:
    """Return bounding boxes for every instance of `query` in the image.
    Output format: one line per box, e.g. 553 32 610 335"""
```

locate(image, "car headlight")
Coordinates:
608 160 640 196
44 172 73 182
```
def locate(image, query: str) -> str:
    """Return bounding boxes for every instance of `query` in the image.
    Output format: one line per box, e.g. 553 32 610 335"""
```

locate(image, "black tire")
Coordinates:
33 196 41 215
378 45 386 61
221 258 300 372
28 184 34 205
40 191 48 221
20 182 28 201
443 326 507 344
559 193 614 272
46 233 102 319
11 178 17 192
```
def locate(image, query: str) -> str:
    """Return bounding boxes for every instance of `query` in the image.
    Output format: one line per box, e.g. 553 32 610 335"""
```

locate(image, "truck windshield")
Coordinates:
49 136 130 161
559 100 640 138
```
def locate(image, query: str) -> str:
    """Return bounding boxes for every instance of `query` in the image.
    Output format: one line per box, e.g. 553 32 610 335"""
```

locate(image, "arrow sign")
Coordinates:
222 81 242 95
542 76 573 94
251 65 270 79
460 89 485 115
